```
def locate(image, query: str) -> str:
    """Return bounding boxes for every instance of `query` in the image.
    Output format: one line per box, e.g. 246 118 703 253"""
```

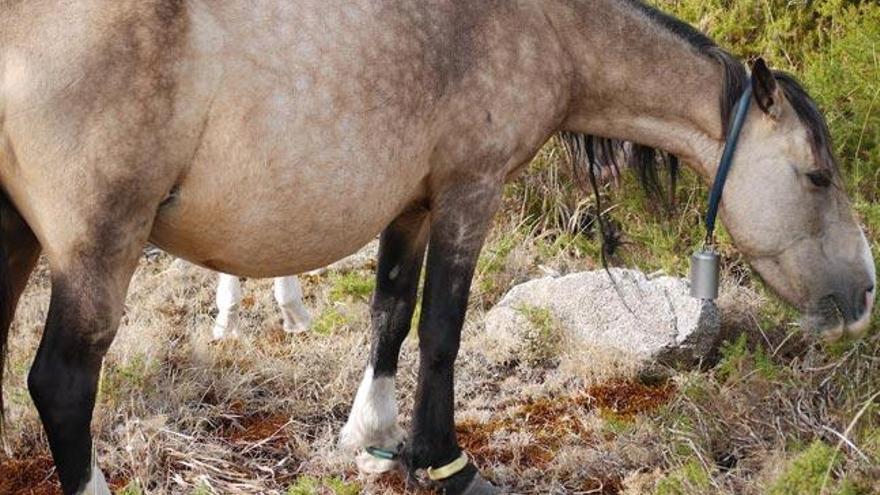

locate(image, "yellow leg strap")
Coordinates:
427 452 469 481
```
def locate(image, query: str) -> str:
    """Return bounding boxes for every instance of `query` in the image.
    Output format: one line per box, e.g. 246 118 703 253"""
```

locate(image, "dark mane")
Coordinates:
774 72 837 172
560 0 836 206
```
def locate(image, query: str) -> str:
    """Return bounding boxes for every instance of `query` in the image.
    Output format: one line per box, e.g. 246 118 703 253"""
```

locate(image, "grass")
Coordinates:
311 306 351 336
327 271 375 302
653 459 712 495
516 304 564 367
767 441 841 495
287 476 359 495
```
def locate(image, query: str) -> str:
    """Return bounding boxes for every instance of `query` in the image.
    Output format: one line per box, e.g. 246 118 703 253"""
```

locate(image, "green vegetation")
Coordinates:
715 333 783 383
653 459 712 495
327 271 375 302
287 476 360 495
516 304 564 366
191 484 213 495
100 352 153 404
287 476 320 495
476 231 520 296
118 481 144 495
311 306 350 335
768 441 842 495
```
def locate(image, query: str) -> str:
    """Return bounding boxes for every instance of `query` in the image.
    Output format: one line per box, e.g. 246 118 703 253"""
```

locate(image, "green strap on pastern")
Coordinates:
365 446 400 461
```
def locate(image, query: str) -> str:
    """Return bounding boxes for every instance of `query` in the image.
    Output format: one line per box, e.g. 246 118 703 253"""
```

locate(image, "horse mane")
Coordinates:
774 72 838 173
560 0 837 208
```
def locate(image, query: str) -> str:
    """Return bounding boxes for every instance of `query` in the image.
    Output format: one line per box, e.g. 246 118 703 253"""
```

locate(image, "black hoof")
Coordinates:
461 472 502 495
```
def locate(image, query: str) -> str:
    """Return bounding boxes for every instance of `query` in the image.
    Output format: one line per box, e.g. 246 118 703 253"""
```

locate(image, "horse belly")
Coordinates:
150 156 422 277
152 125 426 277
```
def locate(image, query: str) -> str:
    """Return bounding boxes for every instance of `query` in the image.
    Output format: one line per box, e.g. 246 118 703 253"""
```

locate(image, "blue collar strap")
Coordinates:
704 81 754 245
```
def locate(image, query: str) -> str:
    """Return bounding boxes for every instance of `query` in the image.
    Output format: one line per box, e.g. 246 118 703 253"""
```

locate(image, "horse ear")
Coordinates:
751 58 782 119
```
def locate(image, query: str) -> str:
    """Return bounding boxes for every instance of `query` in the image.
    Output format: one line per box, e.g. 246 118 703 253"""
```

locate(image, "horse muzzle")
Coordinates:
812 285 875 342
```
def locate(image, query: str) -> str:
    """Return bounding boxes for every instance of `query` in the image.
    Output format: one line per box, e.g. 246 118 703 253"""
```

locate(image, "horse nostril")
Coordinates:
863 285 876 315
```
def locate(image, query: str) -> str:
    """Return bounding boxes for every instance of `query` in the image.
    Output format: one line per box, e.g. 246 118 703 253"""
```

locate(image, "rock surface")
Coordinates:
484 268 721 368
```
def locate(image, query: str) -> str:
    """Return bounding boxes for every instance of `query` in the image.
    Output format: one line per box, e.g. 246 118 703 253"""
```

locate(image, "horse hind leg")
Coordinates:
339 206 428 474
213 273 243 340
274 276 311 333
27 203 157 494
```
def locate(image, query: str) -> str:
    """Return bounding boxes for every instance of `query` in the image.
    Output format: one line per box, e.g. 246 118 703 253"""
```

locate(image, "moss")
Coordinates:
768 441 842 495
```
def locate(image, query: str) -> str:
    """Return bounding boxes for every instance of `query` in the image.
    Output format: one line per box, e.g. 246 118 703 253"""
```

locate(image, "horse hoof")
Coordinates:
462 473 502 495
338 420 406 454
80 466 112 495
282 320 310 334
210 324 240 341
355 450 399 474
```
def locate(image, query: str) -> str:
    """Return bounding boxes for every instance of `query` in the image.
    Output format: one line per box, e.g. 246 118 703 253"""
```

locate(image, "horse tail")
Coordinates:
0 201 11 432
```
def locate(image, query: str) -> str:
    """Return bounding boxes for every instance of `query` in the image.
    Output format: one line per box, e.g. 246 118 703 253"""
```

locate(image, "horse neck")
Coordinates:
545 0 729 177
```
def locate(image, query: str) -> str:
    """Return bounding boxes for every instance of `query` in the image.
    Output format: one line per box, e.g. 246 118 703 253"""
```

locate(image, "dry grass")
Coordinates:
0 250 657 494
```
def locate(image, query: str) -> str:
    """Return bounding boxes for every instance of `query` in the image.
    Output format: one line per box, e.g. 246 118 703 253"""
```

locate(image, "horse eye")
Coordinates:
806 170 832 188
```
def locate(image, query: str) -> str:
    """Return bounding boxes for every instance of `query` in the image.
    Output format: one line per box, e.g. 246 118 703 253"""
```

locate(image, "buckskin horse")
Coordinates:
0 1 874 493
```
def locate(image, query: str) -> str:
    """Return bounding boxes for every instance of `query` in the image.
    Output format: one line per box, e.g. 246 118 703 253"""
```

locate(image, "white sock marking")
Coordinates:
274 276 312 333
213 273 242 340
339 366 404 452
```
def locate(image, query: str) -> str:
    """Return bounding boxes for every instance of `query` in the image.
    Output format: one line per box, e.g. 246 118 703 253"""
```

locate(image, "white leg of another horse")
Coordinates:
213 273 242 340
274 276 311 333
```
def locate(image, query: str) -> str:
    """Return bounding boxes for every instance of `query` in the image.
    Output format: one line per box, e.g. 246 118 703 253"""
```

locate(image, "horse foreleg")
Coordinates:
273 276 311 333
403 182 502 495
0 200 41 424
340 206 428 473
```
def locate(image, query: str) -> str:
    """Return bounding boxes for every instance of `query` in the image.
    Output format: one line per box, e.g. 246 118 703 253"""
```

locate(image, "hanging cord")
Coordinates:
584 139 612 271
582 137 639 316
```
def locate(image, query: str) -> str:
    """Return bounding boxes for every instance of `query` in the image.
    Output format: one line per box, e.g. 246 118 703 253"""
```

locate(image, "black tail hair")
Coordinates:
558 132 678 268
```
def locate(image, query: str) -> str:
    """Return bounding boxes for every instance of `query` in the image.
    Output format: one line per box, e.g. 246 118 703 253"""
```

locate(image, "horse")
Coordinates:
0 1 874 494
212 273 311 340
